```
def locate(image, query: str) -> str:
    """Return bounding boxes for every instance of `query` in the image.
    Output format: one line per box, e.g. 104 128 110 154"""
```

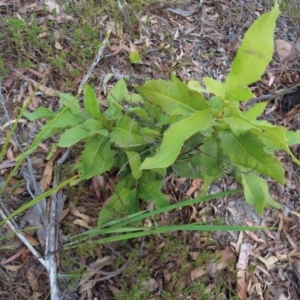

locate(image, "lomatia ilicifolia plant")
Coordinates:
7 1 299 240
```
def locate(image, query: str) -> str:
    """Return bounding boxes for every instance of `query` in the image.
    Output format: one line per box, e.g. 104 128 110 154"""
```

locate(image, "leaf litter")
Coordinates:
0 0 300 299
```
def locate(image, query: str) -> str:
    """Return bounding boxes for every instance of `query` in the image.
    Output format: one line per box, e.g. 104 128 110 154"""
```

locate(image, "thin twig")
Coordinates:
0 82 62 299
47 171 60 300
247 82 300 105
0 205 47 269
77 31 111 96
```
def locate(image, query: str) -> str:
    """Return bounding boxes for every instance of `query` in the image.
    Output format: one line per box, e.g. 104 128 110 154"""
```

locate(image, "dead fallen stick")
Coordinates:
247 82 300 105
77 31 111 96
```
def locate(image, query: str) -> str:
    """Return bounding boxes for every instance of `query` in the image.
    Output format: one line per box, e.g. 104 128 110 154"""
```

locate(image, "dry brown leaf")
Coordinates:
190 267 206 280
28 292 43 300
40 156 54 191
284 232 298 249
186 179 202 196
28 82 39 111
71 71 83 89
55 41 63 50
256 264 271 277
38 143 49 151
3 69 24 88
250 282 264 298
290 210 300 218
4 264 23 271
54 14 74 23
214 249 235 273
268 74 275 86
60 208 69 221
107 285 120 295
174 273 189 292
245 231 265 243
92 176 101 200
275 39 292 62
191 250 234 280
21 249 31 263
24 234 40 246
31 81 57 97
189 252 199 260
70 205 91 224
265 256 278 270
38 32 47 38
283 104 300 122
1 119 27 131
6 146 15 161
26 270 39 292
140 278 158 292
78 256 114 293
129 40 137 52
73 218 92 229
263 230 276 240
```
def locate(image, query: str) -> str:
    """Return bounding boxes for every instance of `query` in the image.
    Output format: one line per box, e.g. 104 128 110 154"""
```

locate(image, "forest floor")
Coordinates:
0 0 300 299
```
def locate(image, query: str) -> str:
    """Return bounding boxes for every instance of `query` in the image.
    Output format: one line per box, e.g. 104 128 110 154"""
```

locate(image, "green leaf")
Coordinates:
129 107 153 122
125 151 143 180
129 50 141 64
98 188 137 226
219 130 284 184
79 136 115 179
123 93 144 103
285 130 300 146
59 93 81 114
172 159 201 179
57 120 108 147
251 120 300 164
200 137 224 190
58 125 89 147
41 110 81 139
84 85 101 118
203 77 225 98
103 73 114 94
200 137 224 178
226 87 253 102
108 79 128 103
106 79 128 119
242 172 281 215
135 79 208 116
140 170 157 184
83 119 108 136
184 132 205 150
109 115 146 147
208 96 224 114
139 127 160 140
116 173 137 193
187 80 207 94
224 117 259 136
140 109 215 169
23 107 55 121
241 102 267 120
224 3 280 101
139 181 169 208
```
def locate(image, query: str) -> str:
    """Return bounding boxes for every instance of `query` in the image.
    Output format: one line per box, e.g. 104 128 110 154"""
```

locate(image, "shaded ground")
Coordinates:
0 0 300 299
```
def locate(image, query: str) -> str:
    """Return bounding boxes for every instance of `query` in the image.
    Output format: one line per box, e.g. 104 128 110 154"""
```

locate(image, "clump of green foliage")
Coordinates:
3 2 297 243
24 1 299 222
